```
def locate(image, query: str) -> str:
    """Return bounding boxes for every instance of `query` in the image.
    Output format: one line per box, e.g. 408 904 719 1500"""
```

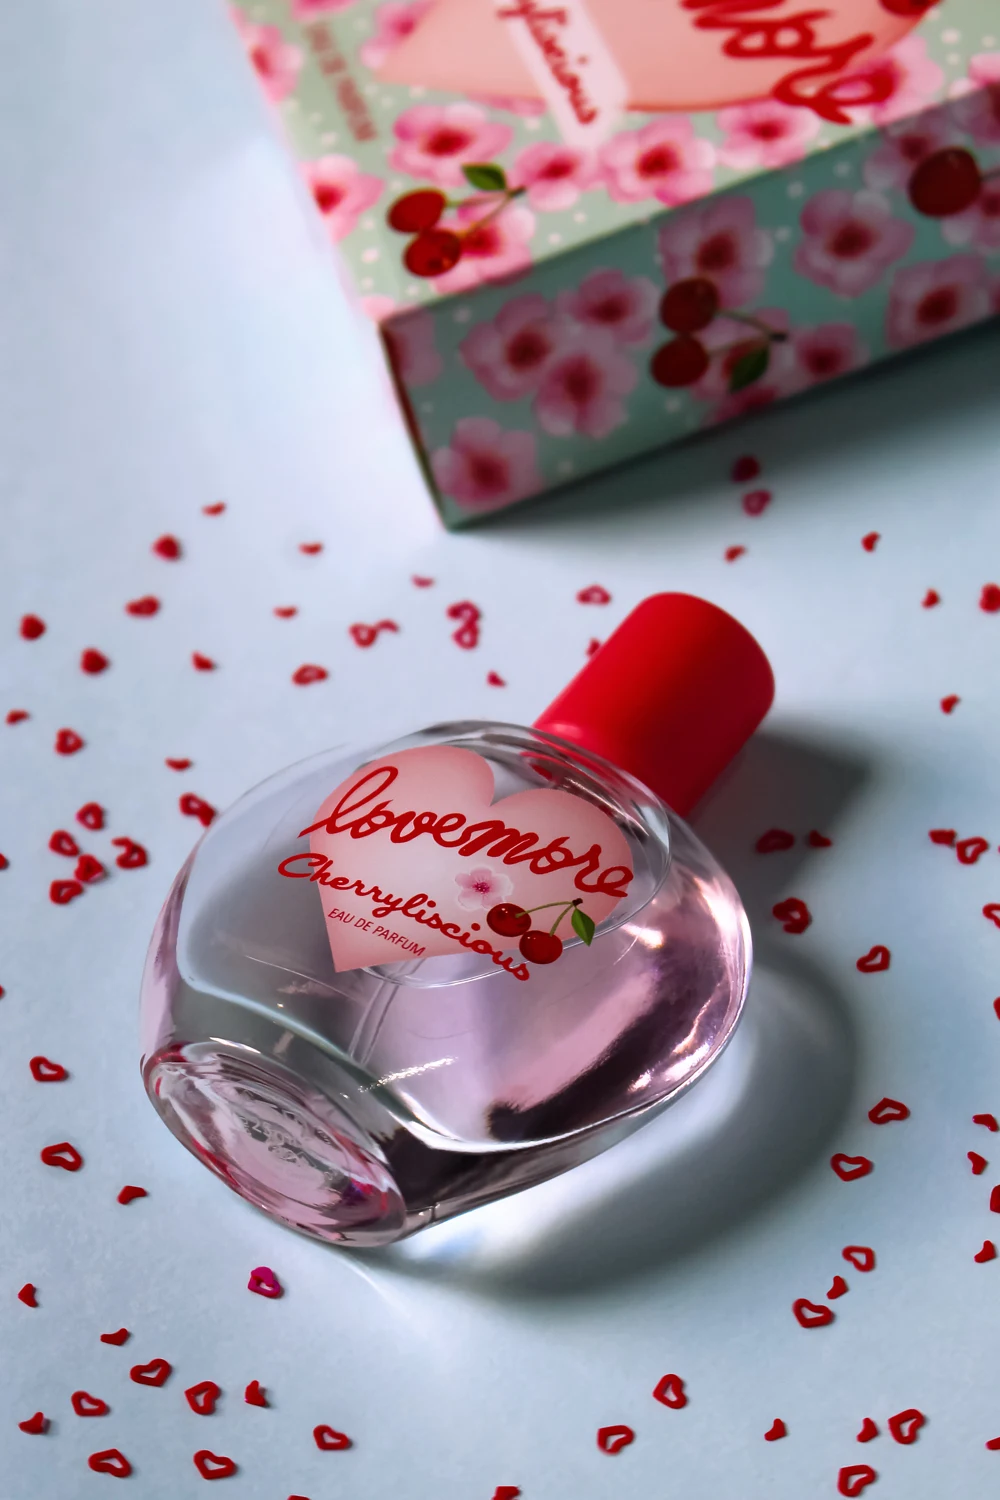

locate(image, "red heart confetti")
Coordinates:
827 1275 848 1299
411 575 435 587
742 488 771 516
50 878 83 905
179 794 215 827
72 1390 110 1417
842 1244 875 1273
969 1152 988 1176
974 1240 996 1262
299 542 323 555
856 946 890 973
40 1141 83 1171
244 1380 268 1408
888 1408 925 1445
724 545 746 562
792 1298 834 1328
192 652 216 671
0 852 8 869
980 583 1000 613
248 1265 283 1299
129 1357 172 1387
576 585 611 604
807 830 833 847
856 1418 879 1442
313 1424 352 1451
731 454 760 482
30 1056 68 1082
486 671 506 687
586 638 601 657
838 1464 876 1496
987 1436 1000 1450
983 905 1000 930
764 1418 787 1441
55 728 84 755
755 828 795 854
292 664 328 686
974 1114 1000 1132
49 829 80 857
831 1153 873 1182
88 1448 132 1477
273 606 298 618
193 1450 237 1480
152 534 182 560
772 897 811 934
861 532 880 552
165 758 192 771
940 695 960 714
76 802 105 830
75 855 106 884
111 837 148 869
490 1490 521 1499
20 614 46 639
6 708 29 723
80 648 110 675
203 502 226 515
17 1283 38 1307
868 1097 909 1124
447 601 481 650
100 1328 130 1345
596 1424 635 1455
652 1373 687 1409
929 828 956 845
19 1411 48 1434
125 595 160 616
117 1185 148 1205
990 1185 1000 1213
957 836 990 864
185 1380 222 1416
922 589 940 608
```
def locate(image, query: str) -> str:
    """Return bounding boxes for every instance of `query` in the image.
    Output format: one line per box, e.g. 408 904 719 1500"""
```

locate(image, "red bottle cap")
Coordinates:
534 593 774 816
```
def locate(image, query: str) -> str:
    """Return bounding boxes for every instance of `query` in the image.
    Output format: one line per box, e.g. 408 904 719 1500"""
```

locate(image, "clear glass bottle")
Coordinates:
140 594 774 1246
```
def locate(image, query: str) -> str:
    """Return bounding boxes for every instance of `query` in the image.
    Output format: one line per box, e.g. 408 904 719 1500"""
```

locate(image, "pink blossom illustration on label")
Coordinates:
280 745 633 977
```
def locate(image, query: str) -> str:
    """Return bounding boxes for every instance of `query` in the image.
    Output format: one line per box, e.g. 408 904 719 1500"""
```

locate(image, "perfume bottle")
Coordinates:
140 594 773 1246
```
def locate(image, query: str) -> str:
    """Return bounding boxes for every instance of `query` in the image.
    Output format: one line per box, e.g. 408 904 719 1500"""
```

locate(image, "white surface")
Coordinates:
3 2 1000 1497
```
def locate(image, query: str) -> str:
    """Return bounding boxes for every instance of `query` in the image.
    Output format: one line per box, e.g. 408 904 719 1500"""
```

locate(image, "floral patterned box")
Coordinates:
232 0 1000 526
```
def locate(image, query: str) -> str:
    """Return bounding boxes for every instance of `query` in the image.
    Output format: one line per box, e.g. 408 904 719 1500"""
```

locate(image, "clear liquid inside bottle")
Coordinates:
141 723 750 1245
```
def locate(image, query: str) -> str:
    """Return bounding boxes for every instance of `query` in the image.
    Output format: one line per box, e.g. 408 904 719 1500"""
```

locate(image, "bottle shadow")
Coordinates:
370 729 873 1299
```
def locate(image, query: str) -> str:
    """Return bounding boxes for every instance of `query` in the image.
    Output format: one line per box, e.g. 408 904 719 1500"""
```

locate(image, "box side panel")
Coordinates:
390 91 1000 527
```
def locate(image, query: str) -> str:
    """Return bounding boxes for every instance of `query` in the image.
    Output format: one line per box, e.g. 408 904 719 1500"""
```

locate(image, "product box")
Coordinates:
230 0 1000 525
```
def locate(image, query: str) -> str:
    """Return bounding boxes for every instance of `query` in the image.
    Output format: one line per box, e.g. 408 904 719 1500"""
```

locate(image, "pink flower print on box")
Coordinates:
862 114 959 192
359 1 432 72
454 865 514 911
885 254 992 348
510 143 600 213
432 201 535 294
599 118 714 207
533 327 637 440
432 418 540 512
794 189 914 297
303 156 384 242
716 100 821 171
658 195 772 310
942 178 1000 251
791 323 869 389
556 270 658 347
836 35 944 127
291 0 357 16
231 11 303 104
951 54 1000 145
460 296 563 401
470 95 547 118
384 312 442 388
390 104 512 188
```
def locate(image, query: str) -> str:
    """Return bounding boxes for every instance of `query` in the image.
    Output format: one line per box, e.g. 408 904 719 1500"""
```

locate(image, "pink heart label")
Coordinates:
281 746 634 978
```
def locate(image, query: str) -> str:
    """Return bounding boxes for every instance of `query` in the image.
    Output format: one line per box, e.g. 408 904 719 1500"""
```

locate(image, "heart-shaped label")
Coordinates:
130 1357 172 1387
287 746 633 977
838 1463 877 1496
792 1298 834 1329
313 1424 352 1451
831 1153 874 1182
29 1056 68 1082
72 1390 110 1417
185 1381 222 1416
193 1449 237 1479
888 1408 925 1446
842 1245 876 1272
88 1448 132 1477
596 1424 634 1455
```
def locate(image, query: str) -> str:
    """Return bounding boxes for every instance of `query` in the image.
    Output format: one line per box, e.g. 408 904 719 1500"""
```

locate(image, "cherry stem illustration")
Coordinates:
726 310 788 341
458 185 526 238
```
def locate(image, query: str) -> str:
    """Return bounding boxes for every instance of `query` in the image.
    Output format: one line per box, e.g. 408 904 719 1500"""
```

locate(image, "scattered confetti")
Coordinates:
19 1412 48 1434
299 542 323 555
125 595 160 616
129 1358 172 1387
730 455 760 482
861 532 880 552
54 728 84 755
80 648 110 674
922 589 941 608
179 795 215 828
244 1381 268 1408
41 1141 83 1171
652 1373 687 1409
856 946 890 973
19 614 46 640
192 652 216 671
17 1283 38 1307
72 1390 110 1417
974 1240 996 1262
842 1246 875 1272
742 489 771 515
30 1057 68 1082
856 1418 879 1442
888 1409 925 1446
772 897 811 934
313 1425 352 1451
76 802 105 830
193 1449 237 1479
974 1114 1000 1132
827 1275 848 1299
755 828 795 854
152 535 182 560
724 545 746 562
185 1381 222 1416
838 1463 877 1496
292 664 328 685
99 1329 130 1345
117 1185 148 1205
576 585 611 604
247 1266 282 1299
165 758 192 771
969 1152 988 1176
940 695 960 714
831 1153 874 1182
596 1425 634 1455
792 1298 834 1328
980 584 1000 613
111 837 148 869
868 1097 909 1124
764 1419 787 1441
88 1450 132 1477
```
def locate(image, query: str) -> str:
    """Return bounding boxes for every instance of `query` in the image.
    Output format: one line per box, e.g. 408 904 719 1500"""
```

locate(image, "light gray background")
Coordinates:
3 2 1000 1496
